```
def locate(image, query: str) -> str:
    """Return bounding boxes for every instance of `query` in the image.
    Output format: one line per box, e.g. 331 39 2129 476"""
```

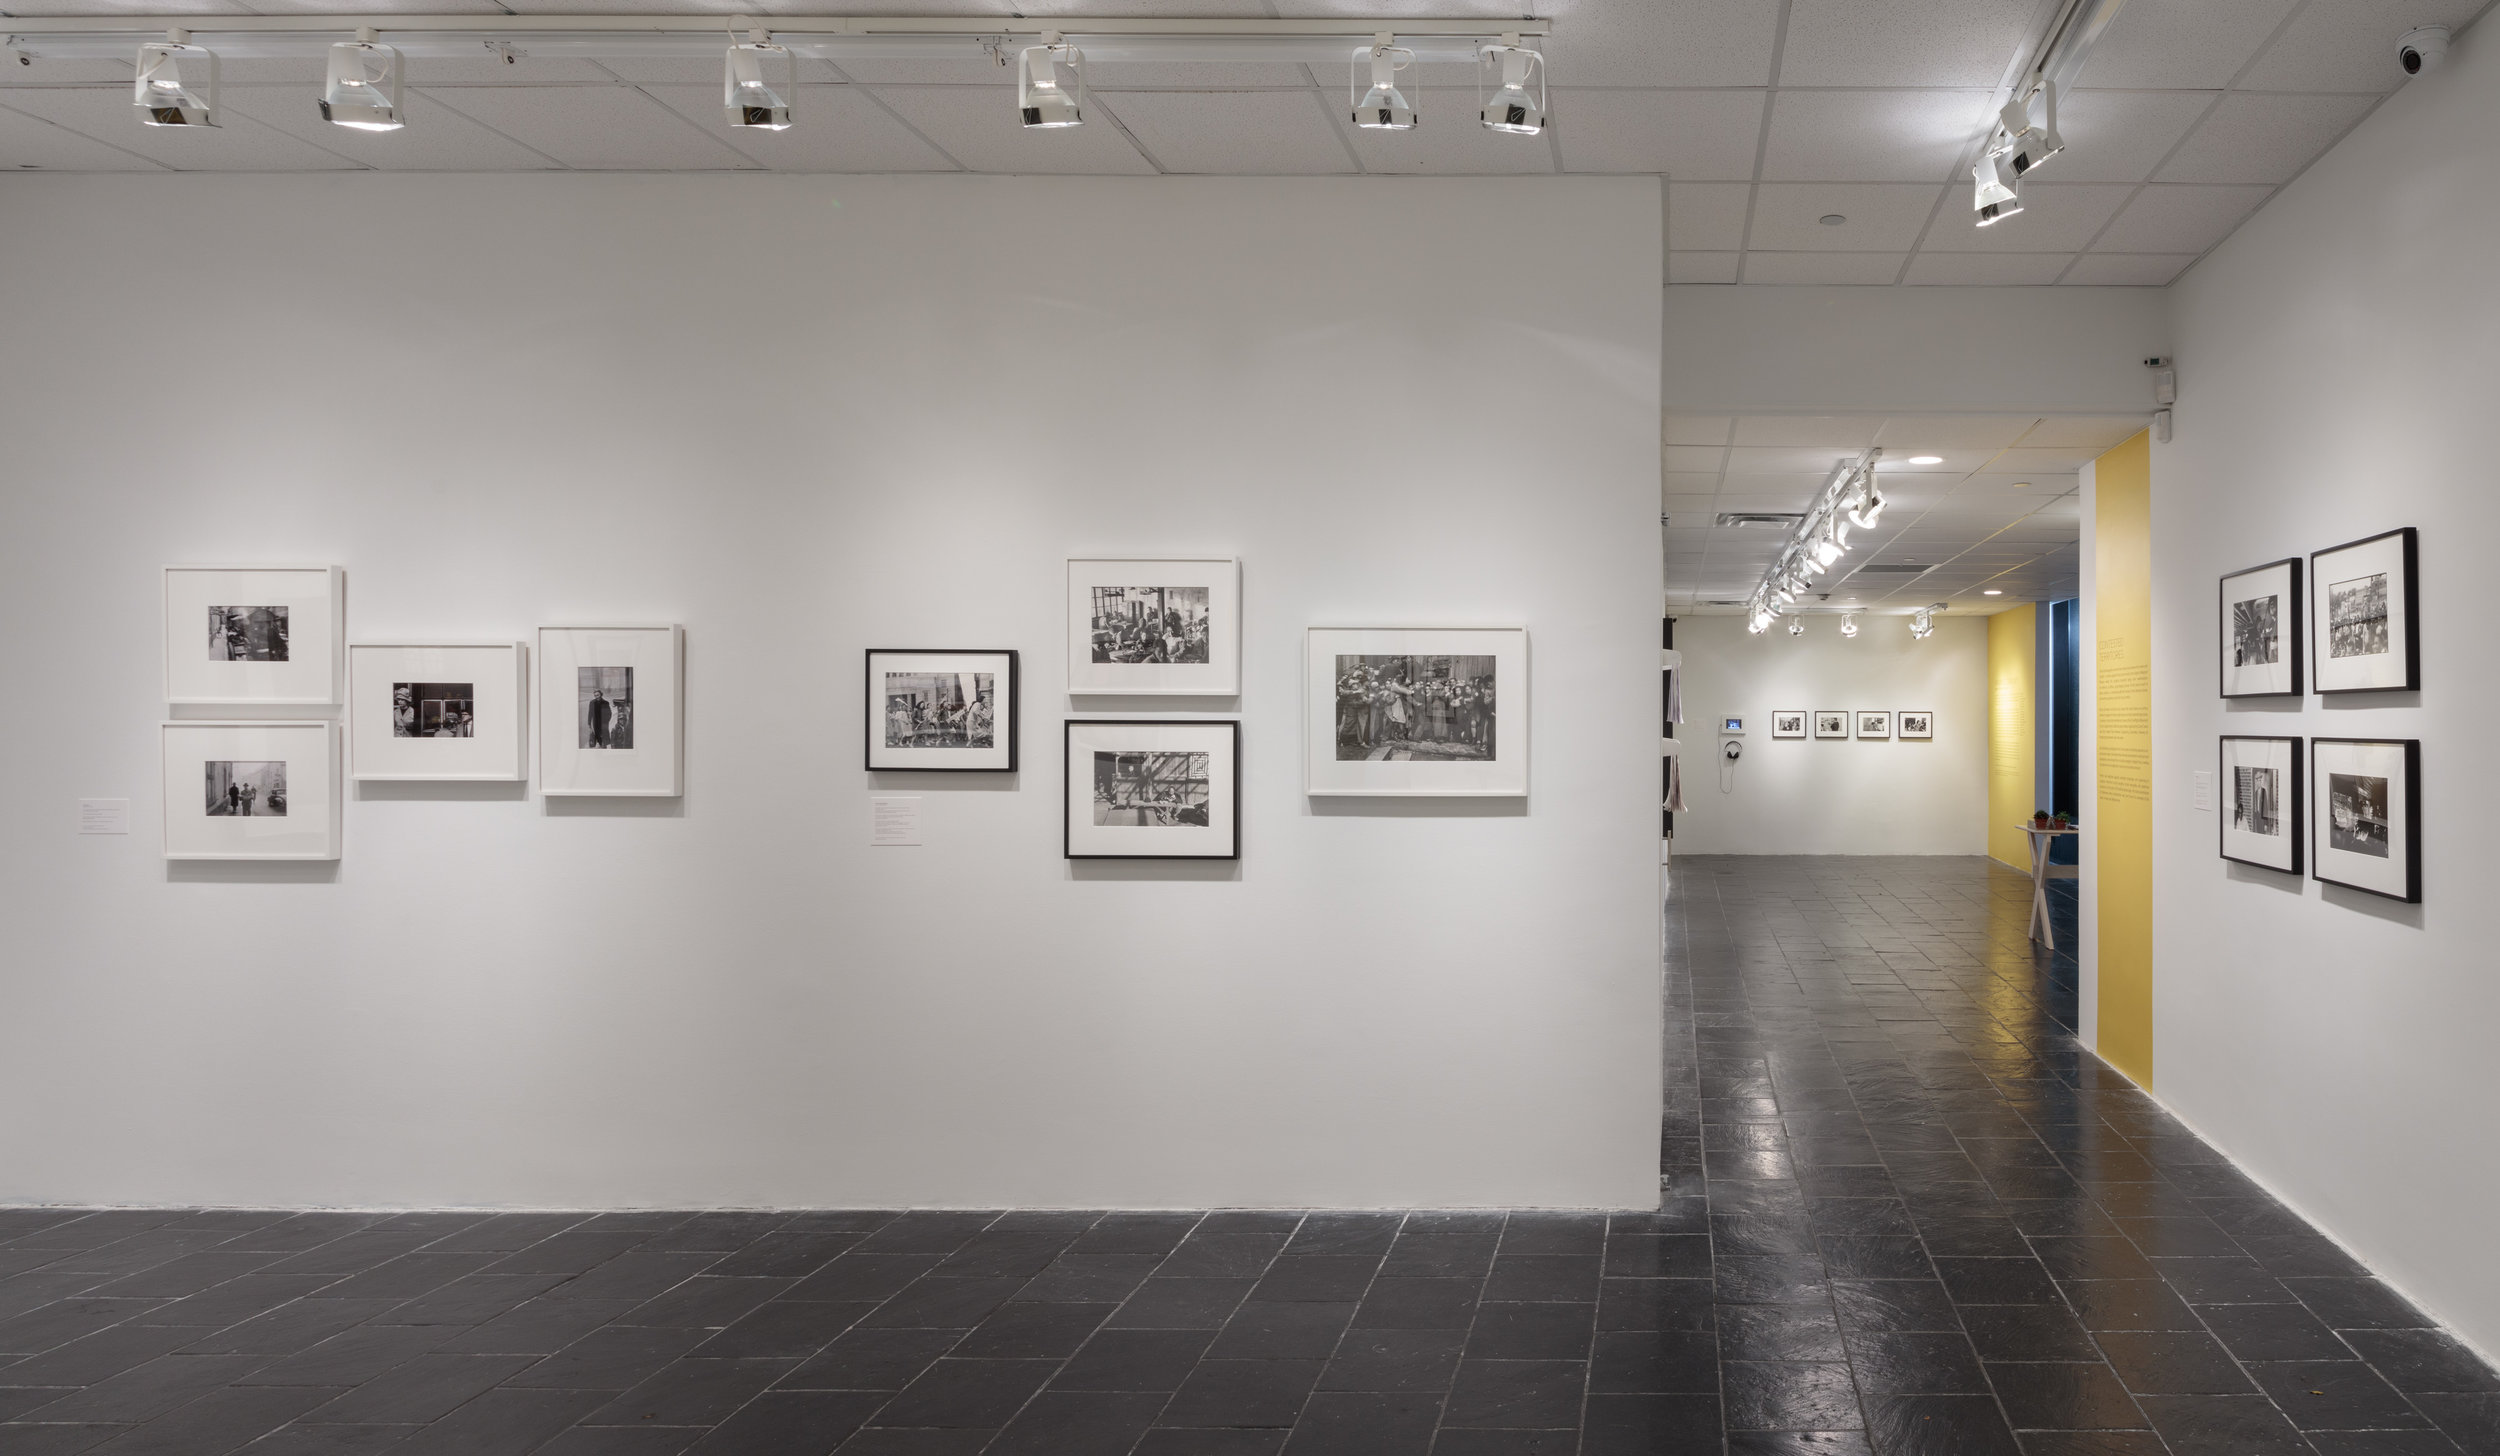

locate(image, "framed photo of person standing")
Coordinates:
538 625 682 797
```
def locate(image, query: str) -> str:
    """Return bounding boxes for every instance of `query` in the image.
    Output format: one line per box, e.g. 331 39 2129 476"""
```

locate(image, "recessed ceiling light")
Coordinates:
2013 481 2031 488
1819 214 1846 226
1906 455 1944 465
1983 589 2003 596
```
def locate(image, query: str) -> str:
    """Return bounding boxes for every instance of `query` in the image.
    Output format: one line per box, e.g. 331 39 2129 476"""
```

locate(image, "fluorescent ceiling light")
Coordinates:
1905 455 1943 465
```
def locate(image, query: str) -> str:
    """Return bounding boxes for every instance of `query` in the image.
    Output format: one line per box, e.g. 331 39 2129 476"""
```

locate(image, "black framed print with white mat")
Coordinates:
865 650 1018 772
2311 738 2419 901
1065 719 1240 860
2219 735 2301 873
2311 528 2418 693
2219 558 2300 697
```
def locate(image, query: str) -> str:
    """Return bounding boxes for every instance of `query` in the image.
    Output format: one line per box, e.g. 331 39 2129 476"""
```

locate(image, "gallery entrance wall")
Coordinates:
0 173 1666 1211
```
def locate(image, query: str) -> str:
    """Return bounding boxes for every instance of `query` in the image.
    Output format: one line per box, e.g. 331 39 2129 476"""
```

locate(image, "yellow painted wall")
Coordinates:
1987 604 2038 872
2094 430 2154 1086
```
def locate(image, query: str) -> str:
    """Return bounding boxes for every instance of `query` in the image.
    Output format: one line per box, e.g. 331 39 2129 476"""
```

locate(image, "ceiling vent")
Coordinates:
1851 562 1932 575
1715 511 1805 529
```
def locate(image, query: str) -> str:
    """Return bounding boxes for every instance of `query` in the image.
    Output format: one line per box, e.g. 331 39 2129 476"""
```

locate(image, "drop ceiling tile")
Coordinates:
2062 252 2197 285
1749 183 1943 250
872 84 1155 173
644 84 958 171
591 56 844 85
503 0 743 12
1662 495 1723 518
1733 416 1883 448
1554 89 1765 179
1663 445 1729 472
1099 90 1351 173
2068 0 2304 88
1989 446 2107 473
2017 417 2148 449
0 59 137 85
2237 0 2491 92
1662 473 1725 495
1536 0 1784 87
1779 0 2038 87
1729 444 1866 474
824 60 1002 85
2093 183 2271 252
1668 251 1742 284
2045 89 2215 183
1085 63 1311 88
1663 415 1734 446
1921 182 2135 250
1340 88 1554 175
0 99 164 170
1741 251 1907 284
224 85 556 169
1760 89 1992 182
1878 417 2036 451
0 86 355 169
1667 181 1749 250
192 60 326 85
1717 474 1827 497
424 85 751 168
2154 91 2377 184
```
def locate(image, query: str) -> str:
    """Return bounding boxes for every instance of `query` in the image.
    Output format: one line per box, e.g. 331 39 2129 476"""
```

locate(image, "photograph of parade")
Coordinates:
393 681 474 739
578 666 634 750
204 760 287 817
2329 572 2390 659
1334 654 1495 762
884 672 996 749
208 605 288 662
1091 586 1210 665
1092 750 1210 826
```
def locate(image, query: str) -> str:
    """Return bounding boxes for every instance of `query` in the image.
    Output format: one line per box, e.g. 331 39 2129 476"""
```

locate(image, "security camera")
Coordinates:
2398 27 2448 76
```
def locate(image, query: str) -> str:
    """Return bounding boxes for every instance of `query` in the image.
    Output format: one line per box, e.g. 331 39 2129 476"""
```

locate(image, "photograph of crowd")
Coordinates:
884 672 996 749
208 605 288 662
393 681 475 739
578 666 634 750
205 760 287 817
2328 572 2390 660
2328 771 2391 857
1334 654 1495 762
1093 750 1209 826
1091 586 1210 665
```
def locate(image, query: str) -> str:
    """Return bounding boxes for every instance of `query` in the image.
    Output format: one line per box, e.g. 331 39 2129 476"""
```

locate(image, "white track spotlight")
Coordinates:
1910 607 1935 640
1787 616 1806 637
1351 33 1417 131
1972 151 2022 226
723 21 793 131
1018 31 1084 129
135 29 217 127
1477 34 1547 135
1840 612 1860 638
321 28 402 131
1990 83 2064 177
1846 475 1886 531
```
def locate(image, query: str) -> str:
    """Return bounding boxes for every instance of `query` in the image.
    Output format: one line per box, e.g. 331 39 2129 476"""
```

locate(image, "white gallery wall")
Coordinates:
2155 23 2500 1355
1671 614 1987 856
0 174 1665 1211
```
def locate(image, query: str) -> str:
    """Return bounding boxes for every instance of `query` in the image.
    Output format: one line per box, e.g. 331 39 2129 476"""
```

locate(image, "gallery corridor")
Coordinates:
0 858 2490 1455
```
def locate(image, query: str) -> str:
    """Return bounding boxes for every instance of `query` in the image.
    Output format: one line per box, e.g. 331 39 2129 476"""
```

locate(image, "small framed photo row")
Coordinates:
1856 711 1892 740
2219 557 2301 698
2312 528 2418 693
1771 711 1808 740
163 720 340 860
866 650 1018 773
1897 711 1934 740
1066 719 1240 860
1067 558 1241 696
347 643 527 783
2312 738 2419 902
538 625 682 798
1304 628 1528 797
164 565 344 706
1813 710 1849 740
2219 735 2302 874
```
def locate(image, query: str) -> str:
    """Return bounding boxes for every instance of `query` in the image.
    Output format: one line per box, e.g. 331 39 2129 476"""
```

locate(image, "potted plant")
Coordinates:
2051 811 2072 830
2032 810 2052 829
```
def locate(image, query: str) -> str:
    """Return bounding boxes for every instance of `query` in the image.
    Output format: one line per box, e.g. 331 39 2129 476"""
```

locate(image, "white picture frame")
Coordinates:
164 565 344 706
1066 558 1241 696
1065 719 1241 859
347 642 528 783
1771 711 1807 740
538 625 683 797
1896 710 1934 740
1304 627 1527 797
1857 711 1892 740
163 720 341 860
1813 710 1849 740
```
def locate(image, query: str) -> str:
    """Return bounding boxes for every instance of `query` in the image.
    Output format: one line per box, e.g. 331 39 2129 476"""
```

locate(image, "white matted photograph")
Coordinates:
164 565 344 705
1303 628 1528 797
348 643 527 782
1771 712 1807 740
1066 559 1241 696
1897 711 1934 740
2311 529 2417 693
1813 710 1849 740
1065 719 1240 859
2220 735 2301 874
2219 558 2301 698
1856 711 1892 740
2311 738 2419 901
866 650 1018 773
538 625 683 797
162 720 340 860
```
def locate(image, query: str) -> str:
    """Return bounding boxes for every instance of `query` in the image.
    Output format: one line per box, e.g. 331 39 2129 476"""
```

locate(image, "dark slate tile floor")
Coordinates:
1 856 2492 1455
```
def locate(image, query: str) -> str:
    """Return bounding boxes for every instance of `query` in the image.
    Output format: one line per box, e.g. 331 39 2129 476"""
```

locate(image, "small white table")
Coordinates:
2020 824 2080 949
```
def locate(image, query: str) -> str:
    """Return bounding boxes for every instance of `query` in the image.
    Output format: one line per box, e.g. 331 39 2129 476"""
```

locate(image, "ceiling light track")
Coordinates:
1744 447 1884 635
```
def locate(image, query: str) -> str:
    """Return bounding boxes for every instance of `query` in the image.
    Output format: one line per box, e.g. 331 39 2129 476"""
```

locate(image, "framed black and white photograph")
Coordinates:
2219 558 2301 698
164 565 344 705
2311 738 2419 901
1813 710 1849 740
348 642 527 782
2219 735 2301 873
1771 711 1808 740
2311 529 2418 693
538 625 682 797
1067 558 1241 696
1856 711 1892 740
162 720 340 860
1303 628 1528 797
1065 719 1240 859
865 650 1017 773
1897 711 1934 740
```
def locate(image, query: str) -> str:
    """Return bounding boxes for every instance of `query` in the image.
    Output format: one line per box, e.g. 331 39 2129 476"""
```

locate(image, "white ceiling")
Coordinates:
1662 413 2151 615
4 0 2492 287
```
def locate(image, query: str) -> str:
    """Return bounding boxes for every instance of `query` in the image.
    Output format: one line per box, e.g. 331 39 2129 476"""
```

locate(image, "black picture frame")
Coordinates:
2310 527 2419 694
2218 735 2302 874
1064 718 1241 860
864 649 1019 773
2310 737 2421 902
2218 557 2302 698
